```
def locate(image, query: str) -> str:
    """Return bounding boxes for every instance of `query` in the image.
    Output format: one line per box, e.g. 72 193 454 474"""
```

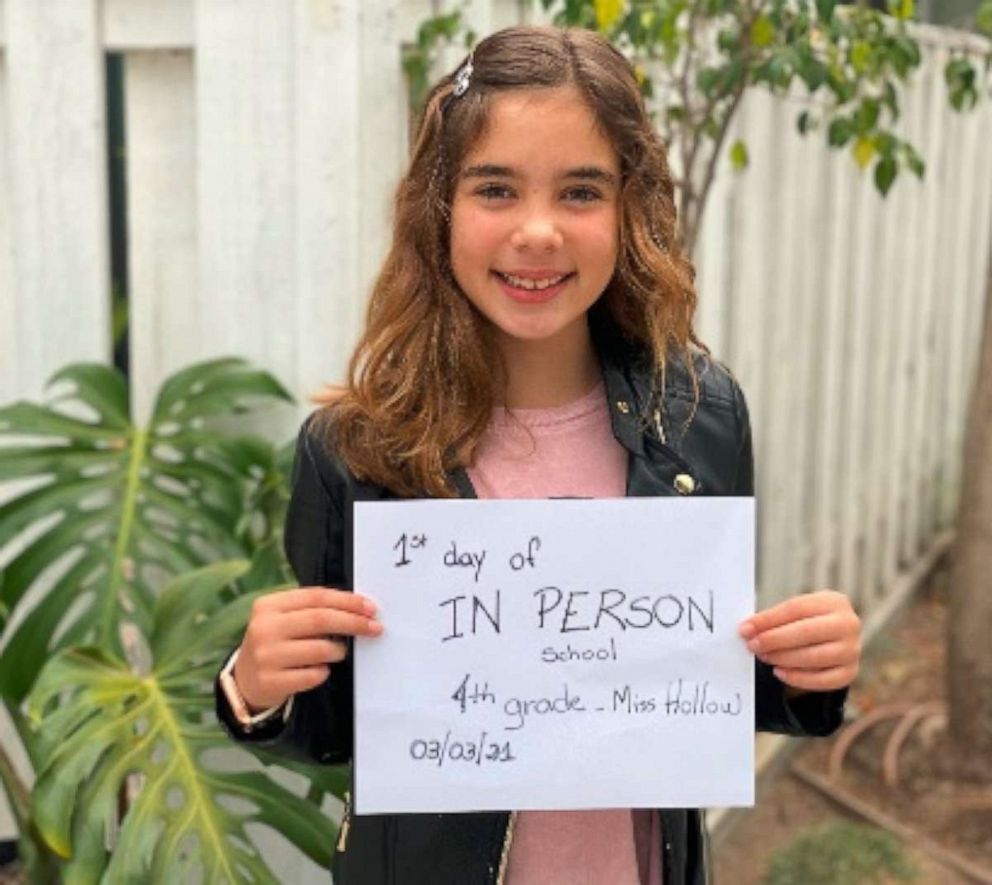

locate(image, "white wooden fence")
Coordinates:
1 0 990 878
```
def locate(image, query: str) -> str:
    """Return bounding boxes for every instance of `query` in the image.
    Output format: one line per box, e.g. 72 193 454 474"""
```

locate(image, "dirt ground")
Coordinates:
713 571 991 885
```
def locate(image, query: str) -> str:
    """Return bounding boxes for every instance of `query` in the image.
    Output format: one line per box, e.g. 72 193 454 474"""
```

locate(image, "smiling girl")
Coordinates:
216 26 861 884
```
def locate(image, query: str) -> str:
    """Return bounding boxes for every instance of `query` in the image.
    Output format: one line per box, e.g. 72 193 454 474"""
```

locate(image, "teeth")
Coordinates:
500 272 569 291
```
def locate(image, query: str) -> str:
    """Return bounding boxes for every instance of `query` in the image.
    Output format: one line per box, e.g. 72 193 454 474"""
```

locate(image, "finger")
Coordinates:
773 664 859 692
279 608 383 640
264 666 334 698
758 640 854 670
259 587 377 616
746 613 852 654
239 666 332 710
263 638 349 670
739 590 850 638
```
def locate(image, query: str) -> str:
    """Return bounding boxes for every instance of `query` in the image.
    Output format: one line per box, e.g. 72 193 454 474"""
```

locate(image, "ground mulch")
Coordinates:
713 570 991 885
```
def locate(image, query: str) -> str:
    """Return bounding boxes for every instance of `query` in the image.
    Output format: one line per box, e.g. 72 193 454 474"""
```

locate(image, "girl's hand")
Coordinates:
233 587 382 711
738 590 861 692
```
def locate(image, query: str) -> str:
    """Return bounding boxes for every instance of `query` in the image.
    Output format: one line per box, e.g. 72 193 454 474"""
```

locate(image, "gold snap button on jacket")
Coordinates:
674 473 696 495
616 400 630 414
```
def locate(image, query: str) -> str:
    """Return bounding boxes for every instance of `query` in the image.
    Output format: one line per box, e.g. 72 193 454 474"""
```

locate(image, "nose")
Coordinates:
510 204 564 253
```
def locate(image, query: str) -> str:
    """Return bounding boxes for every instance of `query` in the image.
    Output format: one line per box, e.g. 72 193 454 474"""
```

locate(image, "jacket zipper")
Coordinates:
336 790 352 853
653 408 667 444
495 811 517 884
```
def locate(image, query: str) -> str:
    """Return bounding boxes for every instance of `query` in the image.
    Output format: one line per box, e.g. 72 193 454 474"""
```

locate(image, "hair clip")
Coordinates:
453 53 474 98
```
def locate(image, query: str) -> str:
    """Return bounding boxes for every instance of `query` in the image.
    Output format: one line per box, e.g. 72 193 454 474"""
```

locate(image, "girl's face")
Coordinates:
449 86 620 354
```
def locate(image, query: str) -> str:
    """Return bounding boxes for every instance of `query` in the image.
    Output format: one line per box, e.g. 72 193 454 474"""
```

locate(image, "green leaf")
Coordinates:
815 0 838 22
797 110 816 135
850 40 871 74
904 145 925 178
853 99 880 133
594 0 625 32
150 358 290 426
798 55 827 91
0 445 122 482
853 136 876 169
0 358 290 700
696 67 721 97
730 140 750 171
27 563 339 882
977 0 992 36
0 402 121 442
882 81 900 118
46 364 130 430
945 57 978 112
751 14 776 48
828 117 854 147
887 0 914 21
151 560 250 669
0 552 104 701
874 155 898 195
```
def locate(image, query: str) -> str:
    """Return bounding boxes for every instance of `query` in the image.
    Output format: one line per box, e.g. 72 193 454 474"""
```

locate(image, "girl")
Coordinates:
216 26 861 885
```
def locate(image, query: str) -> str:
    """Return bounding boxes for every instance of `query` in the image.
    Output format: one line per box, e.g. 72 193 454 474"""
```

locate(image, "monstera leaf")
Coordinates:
26 559 345 884
0 358 292 703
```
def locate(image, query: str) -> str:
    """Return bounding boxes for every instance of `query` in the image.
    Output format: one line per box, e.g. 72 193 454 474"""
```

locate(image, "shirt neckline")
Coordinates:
490 380 607 429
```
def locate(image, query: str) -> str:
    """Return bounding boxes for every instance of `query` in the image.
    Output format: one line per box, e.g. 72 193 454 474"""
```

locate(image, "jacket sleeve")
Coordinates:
730 380 848 737
215 413 355 764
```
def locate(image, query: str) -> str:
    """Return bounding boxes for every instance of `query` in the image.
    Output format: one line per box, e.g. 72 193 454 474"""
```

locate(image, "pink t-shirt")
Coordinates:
468 381 662 885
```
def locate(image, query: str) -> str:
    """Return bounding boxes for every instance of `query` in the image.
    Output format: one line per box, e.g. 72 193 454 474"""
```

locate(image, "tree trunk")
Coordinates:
947 251 992 769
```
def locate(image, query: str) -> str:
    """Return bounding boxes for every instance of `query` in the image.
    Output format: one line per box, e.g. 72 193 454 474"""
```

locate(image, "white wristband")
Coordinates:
219 647 294 733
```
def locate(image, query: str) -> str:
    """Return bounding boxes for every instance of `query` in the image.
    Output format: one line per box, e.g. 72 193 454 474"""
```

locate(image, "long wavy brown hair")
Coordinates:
317 26 701 497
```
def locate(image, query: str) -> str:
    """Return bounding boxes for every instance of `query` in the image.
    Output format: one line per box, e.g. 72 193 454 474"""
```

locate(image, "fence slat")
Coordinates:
724 90 780 602
0 55 15 408
791 116 825 592
940 96 979 525
194 0 297 397
354 2 407 344
125 52 197 425
2 0 110 403
929 94 959 534
811 152 853 592
763 95 804 597
103 0 194 50
960 102 992 420
838 174 878 611
696 149 731 360
880 91 921 591
904 57 944 561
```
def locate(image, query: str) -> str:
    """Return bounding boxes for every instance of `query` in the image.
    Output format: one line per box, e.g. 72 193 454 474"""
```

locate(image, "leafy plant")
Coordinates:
0 359 289 702
403 9 476 115
26 559 345 883
0 358 344 882
763 821 917 885
409 0 992 254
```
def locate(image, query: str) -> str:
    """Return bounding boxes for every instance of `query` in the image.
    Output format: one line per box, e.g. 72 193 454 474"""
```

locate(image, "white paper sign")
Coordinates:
353 498 755 814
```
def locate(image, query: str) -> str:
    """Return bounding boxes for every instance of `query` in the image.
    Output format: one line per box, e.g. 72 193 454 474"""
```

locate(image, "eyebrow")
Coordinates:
460 164 618 186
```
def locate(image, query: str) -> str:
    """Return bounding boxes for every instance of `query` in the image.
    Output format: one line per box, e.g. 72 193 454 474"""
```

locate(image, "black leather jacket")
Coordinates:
216 323 847 884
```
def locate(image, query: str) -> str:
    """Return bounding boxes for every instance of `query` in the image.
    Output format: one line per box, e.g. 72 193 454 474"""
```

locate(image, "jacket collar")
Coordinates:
448 311 695 494
592 312 656 458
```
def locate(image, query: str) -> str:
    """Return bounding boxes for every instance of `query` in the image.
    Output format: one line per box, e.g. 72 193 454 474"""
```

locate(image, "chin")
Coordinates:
492 315 581 345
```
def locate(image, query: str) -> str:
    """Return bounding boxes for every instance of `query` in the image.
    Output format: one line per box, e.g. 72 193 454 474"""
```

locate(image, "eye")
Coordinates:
563 186 603 203
475 183 514 200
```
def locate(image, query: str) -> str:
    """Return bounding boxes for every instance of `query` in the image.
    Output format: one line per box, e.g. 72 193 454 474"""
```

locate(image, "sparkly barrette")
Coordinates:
452 52 474 98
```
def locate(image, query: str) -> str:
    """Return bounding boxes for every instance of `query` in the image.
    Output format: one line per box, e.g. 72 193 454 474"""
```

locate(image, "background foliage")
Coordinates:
407 0 992 252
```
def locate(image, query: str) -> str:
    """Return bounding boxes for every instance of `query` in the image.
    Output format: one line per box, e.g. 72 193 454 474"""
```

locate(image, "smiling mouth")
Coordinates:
493 271 576 291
